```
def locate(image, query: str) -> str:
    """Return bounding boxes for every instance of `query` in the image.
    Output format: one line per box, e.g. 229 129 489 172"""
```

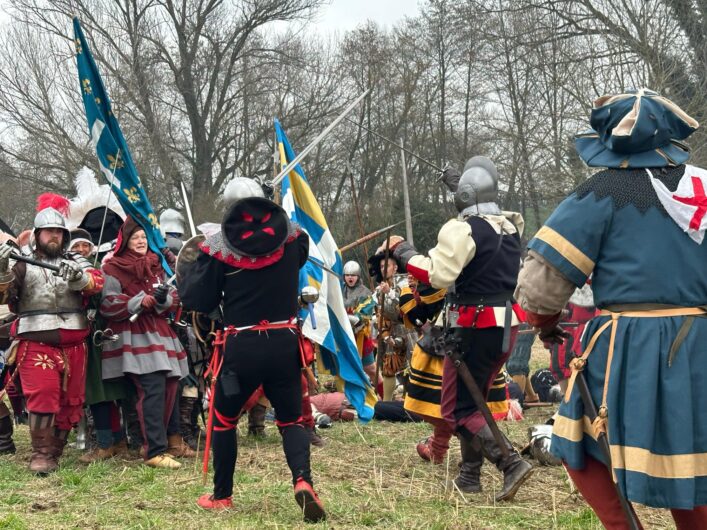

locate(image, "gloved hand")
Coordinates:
538 325 572 349
260 181 275 200
392 239 417 266
141 295 157 309
153 284 169 305
0 243 13 273
58 259 85 282
439 167 461 193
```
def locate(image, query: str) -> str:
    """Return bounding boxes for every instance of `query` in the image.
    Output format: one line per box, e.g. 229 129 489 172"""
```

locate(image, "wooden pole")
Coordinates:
346 163 374 290
400 138 414 246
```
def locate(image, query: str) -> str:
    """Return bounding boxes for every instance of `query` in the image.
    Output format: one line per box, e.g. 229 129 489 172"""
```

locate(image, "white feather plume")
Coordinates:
67 167 126 229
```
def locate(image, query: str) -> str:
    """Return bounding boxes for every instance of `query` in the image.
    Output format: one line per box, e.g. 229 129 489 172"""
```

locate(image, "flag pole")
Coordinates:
93 148 121 266
400 138 414 246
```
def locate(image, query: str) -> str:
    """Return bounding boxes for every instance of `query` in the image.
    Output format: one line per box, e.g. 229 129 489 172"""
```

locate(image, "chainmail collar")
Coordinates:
574 165 685 215
200 219 300 265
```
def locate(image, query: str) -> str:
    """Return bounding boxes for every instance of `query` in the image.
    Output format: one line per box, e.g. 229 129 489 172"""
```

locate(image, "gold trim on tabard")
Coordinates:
610 445 707 479
534 226 595 276
400 298 417 315
420 289 446 304
403 396 442 419
552 415 598 443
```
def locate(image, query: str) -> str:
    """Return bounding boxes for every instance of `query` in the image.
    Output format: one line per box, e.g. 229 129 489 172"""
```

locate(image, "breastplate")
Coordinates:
16 260 87 334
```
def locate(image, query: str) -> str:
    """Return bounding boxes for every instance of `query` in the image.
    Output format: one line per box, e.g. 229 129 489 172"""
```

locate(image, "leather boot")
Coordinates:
476 424 533 502
247 404 267 437
179 396 204 449
29 426 58 475
49 428 69 469
453 435 483 493
167 434 196 458
112 439 130 458
0 404 16 455
307 426 325 447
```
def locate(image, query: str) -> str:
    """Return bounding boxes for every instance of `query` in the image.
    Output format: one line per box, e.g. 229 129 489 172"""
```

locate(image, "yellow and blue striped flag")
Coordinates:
276 119 377 422
73 18 171 273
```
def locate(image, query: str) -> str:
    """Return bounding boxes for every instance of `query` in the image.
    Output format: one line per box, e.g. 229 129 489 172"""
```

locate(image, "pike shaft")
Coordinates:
346 163 374 290
339 214 421 253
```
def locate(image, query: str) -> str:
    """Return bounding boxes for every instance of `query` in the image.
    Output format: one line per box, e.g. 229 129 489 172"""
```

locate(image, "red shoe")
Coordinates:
294 478 326 523
197 494 233 510
416 438 444 465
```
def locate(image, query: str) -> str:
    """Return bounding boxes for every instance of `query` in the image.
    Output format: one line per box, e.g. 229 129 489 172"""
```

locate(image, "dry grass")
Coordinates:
0 344 676 528
0 406 674 529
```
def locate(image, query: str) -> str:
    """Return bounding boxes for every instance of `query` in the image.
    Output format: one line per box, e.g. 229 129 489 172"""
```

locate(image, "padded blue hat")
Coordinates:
575 88 699 168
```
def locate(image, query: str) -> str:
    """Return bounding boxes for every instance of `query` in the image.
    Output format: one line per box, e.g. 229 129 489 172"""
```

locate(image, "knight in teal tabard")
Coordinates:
516 89 707 529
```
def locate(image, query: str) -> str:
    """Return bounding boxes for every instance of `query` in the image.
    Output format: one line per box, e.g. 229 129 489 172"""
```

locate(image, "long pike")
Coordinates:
339 215 421 253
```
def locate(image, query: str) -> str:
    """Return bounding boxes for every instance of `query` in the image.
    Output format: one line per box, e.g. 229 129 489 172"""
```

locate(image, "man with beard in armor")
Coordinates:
0 194 103 474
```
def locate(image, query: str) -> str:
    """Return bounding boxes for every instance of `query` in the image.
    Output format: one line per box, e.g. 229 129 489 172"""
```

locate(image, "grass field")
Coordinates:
0 405 674 529
0 343 676 529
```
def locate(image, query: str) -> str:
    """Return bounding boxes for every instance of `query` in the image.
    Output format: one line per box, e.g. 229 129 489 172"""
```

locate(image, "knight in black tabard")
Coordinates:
392 156 533 502
178 178 325 523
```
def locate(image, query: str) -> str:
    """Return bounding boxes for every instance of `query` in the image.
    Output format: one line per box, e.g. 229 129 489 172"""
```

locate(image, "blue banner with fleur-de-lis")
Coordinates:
73 17 171 274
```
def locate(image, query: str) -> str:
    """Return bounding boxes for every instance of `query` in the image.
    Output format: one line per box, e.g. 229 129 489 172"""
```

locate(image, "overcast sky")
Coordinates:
310 0 421 33
0 1 422 32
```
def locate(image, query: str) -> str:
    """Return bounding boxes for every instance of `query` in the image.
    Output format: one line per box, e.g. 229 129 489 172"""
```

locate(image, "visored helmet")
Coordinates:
454 156 500 214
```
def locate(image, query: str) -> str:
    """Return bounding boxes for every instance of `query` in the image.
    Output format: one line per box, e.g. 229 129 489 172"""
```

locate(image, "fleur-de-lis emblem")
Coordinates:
148 213 159 228
75 38 82 55
124 187 140 203
33 354 55 371
95 97 102 106
82 78 92 94
107 153 124 170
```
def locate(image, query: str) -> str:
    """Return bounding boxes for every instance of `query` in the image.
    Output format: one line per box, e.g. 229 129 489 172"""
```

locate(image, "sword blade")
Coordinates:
343 116 443 172
453 358 510 458
11 253 61 273
180 181 198 238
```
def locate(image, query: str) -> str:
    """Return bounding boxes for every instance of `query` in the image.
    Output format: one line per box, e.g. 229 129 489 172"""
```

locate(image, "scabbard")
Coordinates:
451 352 509 458
574 371 640 530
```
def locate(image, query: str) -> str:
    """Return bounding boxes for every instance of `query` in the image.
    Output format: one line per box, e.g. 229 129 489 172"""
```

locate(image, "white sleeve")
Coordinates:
408 219 476 289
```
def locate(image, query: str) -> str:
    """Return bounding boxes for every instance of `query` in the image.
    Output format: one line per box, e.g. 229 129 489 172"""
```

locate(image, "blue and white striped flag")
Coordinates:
276 119 377 422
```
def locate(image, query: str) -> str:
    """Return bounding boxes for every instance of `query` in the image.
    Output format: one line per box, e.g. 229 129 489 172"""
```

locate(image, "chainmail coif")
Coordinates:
574 165 686 216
